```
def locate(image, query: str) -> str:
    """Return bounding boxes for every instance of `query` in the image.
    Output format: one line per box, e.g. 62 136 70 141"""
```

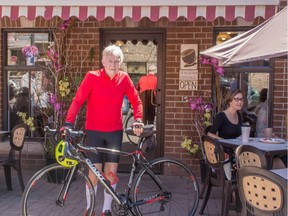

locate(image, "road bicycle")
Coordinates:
21 125 199 216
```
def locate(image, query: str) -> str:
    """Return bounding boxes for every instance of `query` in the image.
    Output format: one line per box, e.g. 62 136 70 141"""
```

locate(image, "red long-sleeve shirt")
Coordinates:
66 69 142 132
136 74 157 93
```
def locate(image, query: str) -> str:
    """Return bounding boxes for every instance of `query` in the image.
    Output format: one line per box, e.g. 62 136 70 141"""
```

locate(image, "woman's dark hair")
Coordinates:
259 88 268 103
223 89 243 107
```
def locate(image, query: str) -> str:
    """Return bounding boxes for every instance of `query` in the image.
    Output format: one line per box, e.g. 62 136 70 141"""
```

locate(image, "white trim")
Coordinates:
0 0 280 6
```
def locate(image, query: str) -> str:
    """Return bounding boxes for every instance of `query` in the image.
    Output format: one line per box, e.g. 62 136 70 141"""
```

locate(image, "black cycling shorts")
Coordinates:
86 130 123 163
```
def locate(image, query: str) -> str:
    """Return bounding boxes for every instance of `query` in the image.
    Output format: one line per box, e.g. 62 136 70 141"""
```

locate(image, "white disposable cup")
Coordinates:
264 128 273 138
241 126 251 143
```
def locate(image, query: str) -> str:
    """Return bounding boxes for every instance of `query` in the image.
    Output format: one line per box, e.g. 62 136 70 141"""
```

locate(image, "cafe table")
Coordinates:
271 168 288 181
219 137 287 169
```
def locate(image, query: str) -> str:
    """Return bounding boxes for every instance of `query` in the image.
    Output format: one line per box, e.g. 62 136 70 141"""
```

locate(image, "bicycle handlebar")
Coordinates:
44 124 155 154
125 124 155 137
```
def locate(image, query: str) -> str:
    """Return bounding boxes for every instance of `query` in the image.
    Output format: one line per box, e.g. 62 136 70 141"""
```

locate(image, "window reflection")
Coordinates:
118 40 158 125
5 30 52 137
7 32 50 66
214 29 273 137
8 70 53 134
218 71 270 137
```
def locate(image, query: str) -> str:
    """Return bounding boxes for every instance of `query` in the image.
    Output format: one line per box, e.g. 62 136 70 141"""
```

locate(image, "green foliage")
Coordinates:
17 112 35 131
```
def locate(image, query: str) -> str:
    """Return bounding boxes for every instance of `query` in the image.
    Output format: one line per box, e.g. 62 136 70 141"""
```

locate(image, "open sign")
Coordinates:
179 80 198 90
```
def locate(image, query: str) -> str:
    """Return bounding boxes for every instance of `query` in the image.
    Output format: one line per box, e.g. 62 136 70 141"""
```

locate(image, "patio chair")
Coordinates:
0 123 27 191
199 135 241 216
238 166 287 216
235 145 267 169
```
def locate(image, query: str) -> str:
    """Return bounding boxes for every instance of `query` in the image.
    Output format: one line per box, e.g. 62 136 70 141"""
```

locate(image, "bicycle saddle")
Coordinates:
125 124 155 137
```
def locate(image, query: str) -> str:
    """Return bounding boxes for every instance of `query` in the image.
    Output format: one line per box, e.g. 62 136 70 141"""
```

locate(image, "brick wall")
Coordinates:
0 12 287 173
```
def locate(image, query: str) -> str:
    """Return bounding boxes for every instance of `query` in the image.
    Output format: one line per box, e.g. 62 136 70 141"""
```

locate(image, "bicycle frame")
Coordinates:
55 126 167 215
77 140 169 209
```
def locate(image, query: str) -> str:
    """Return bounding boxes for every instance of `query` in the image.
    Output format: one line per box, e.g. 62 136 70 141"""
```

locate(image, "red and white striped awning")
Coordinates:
0 1 280 22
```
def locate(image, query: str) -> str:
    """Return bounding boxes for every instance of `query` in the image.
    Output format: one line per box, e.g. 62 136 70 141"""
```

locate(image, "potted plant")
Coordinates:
181 96 216 183
34 19 88 160
22 45 39 65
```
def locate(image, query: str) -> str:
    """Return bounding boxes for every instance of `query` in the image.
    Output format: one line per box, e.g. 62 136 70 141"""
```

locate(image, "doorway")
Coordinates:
100 28 166 172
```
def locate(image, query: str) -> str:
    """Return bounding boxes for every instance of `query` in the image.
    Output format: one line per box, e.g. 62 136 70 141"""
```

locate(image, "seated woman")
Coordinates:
208 89 244 179
208 89 243 140
208 89 285 170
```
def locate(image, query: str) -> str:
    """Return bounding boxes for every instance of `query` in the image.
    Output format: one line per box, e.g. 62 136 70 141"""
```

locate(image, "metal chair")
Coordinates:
0 123 27 191
199 135 241 216
238 166 287 216
235 145 267 169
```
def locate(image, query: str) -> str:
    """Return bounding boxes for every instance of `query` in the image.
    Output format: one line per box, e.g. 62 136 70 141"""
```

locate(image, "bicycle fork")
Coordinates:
55 165 78 206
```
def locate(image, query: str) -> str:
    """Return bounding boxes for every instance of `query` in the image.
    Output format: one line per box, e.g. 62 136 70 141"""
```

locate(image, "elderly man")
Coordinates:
62 45 143 216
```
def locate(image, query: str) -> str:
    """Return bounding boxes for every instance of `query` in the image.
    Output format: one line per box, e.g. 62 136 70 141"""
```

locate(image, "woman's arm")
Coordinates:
207 132 222 139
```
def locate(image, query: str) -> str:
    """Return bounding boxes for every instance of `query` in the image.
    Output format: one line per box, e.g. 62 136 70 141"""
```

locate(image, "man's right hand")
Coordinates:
60 122 73 132
132 119 144 136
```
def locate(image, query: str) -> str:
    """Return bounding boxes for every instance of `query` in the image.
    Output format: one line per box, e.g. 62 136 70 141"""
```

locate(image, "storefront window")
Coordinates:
3 29 52 137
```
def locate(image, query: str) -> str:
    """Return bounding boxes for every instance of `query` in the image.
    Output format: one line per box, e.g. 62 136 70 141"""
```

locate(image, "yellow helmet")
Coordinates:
55 140 78 168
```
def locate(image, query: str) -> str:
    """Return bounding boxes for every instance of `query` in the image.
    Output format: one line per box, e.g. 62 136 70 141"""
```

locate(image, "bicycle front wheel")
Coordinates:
21 163 95 216
131 158 199 216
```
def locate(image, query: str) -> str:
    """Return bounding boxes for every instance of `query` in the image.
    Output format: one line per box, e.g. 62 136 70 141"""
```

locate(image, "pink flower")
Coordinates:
215 66 225 76
200 55 225 75
205 103 213 111
48 94 57 104
210 58 218 66
189 102 197 111
200 56 210 65
58 19 71 30
54 103 61 111
195 97 203 105
22 45 39 57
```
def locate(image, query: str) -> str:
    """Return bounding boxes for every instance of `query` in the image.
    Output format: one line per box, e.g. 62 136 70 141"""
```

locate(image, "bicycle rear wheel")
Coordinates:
21 163 95 216
131 158 199 216
125 114 139 145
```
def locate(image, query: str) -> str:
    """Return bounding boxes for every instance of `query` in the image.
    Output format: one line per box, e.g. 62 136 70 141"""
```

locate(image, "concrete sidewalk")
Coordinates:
0 168 241 216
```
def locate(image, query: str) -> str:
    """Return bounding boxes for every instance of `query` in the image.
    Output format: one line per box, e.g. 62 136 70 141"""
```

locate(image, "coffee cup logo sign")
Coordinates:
179 44 198 90
180 44 198 70
181 49 196 67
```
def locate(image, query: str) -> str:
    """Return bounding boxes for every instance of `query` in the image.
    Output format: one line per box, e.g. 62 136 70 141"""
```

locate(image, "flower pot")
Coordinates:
26 55 37 65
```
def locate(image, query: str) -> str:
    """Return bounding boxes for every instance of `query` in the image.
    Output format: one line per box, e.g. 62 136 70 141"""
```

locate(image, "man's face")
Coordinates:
102 54 121 76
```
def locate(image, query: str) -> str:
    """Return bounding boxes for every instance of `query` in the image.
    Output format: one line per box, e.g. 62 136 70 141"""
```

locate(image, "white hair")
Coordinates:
148 64 157 74
102 45 124 63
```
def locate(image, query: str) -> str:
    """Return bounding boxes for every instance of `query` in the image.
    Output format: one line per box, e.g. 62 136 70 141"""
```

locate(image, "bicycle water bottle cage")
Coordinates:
55 140 78 168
